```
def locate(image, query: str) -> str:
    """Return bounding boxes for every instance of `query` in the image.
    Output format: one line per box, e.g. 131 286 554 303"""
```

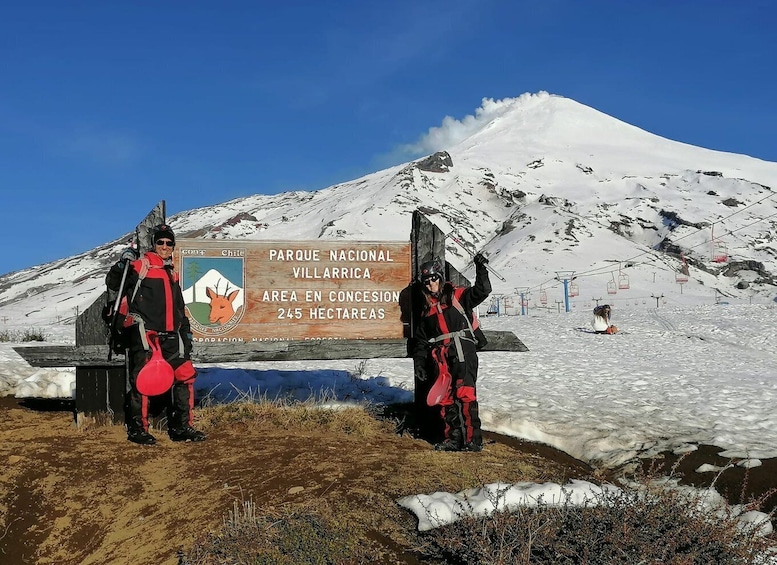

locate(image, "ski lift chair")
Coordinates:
710 225 729 263
569 281 579 297
677 252 690 282
712 240 728 263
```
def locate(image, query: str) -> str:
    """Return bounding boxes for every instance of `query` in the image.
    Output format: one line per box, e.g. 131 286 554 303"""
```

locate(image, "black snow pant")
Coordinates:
438 350 482 448
413 355 445 443
125 329 196 434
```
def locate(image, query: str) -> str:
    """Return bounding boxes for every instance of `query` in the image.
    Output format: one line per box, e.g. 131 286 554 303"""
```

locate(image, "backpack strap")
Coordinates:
426 289 477 362
129 256 152 303
123 256 153 351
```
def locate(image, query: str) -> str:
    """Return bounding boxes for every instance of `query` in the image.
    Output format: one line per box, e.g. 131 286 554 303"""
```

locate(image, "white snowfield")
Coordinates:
3 303 775 470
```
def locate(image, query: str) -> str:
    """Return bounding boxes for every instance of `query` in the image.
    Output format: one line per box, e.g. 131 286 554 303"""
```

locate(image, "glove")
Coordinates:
120 247 138 263
473 252 489 267
414 364 428 382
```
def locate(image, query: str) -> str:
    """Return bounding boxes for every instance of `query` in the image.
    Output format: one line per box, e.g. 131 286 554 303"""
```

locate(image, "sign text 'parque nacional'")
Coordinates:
174 240 411 342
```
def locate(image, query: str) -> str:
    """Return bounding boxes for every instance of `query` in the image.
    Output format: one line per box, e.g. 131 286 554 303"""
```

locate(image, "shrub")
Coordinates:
180 498 365 565
0 328 47 342
424 477 774 564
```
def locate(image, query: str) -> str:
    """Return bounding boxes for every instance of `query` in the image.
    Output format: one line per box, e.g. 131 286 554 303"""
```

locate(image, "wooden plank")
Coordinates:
13 330 528 367
479 330 530 352
74 366 125 424
76 291 111 346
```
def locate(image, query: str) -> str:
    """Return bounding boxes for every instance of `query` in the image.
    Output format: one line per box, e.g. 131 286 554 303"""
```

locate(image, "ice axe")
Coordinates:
445 232 506 282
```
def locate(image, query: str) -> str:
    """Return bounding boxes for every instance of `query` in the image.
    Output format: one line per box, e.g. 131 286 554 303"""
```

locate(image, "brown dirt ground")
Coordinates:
0 396 598 565
2 396 776 564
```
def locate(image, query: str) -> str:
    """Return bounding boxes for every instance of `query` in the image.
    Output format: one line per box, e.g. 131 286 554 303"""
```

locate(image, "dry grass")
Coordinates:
196 391 392 438
0 328 47 342
180 399 777 565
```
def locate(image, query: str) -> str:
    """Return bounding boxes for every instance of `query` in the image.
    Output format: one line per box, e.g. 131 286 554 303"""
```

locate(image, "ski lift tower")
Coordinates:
515 287 530 316
555 271 576 313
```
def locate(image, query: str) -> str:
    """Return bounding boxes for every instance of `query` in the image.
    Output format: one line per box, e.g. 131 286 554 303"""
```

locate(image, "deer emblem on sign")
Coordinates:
206 279 240 325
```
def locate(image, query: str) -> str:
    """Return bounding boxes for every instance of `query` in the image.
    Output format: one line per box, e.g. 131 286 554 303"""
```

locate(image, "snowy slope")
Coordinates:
1 92 775 330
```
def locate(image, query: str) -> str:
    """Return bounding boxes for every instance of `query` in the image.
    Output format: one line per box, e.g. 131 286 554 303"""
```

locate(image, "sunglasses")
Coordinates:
422 275 441 285
155 239 174 247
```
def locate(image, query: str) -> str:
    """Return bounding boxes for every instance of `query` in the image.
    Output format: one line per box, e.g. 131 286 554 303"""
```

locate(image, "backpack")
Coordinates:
102 256 152 355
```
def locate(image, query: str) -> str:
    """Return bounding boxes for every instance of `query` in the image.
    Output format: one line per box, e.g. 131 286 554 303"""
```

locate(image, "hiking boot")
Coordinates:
433 440 462 452
127 430 157 445
169 427 207 442
462 442 483 452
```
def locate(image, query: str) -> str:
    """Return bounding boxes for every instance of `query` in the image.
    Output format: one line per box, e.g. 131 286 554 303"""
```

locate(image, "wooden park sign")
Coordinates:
174 240 412 342
11 206 528 427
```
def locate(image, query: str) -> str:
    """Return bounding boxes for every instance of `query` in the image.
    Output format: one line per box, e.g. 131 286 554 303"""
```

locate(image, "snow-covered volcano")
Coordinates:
2 92 776 327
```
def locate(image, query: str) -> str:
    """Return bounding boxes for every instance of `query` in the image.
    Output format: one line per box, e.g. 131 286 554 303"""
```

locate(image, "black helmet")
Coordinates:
152 224 175 245
418 258 444 282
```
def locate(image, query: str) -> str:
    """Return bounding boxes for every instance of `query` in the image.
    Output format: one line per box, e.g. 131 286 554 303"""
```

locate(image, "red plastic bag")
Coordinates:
136 331 174 396
426 348 453 406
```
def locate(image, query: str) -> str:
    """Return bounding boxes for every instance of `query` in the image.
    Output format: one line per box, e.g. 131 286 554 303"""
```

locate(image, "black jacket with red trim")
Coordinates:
412 262 491 361
106 251 191 335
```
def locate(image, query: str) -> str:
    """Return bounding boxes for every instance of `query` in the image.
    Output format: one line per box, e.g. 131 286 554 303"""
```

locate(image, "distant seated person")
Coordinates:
592 304 618 334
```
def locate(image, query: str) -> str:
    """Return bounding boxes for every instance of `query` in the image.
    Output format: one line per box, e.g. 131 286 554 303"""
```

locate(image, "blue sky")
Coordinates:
1 0 775 275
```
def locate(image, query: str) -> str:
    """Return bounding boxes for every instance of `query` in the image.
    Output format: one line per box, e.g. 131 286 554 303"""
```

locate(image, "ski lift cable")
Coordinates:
568 206 775 282
519 206 777 295
572 193 777 273
443 231 507 282
682 210 777 254
651 194 777 254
